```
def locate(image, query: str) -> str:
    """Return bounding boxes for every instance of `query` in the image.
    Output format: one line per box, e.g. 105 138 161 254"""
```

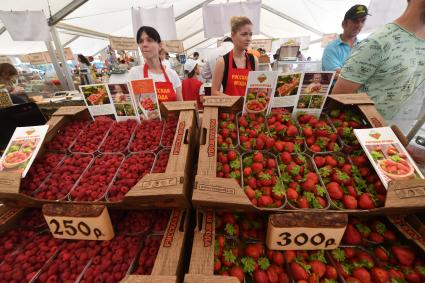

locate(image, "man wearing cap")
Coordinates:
322 5 369 74
182 59 203 109
332 0 425 123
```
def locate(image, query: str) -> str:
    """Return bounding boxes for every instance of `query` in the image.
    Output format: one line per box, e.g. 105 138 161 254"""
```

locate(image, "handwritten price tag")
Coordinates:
42 204 114 241
266 213 347 250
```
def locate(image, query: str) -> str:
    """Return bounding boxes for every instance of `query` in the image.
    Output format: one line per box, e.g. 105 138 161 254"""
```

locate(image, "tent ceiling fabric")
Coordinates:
0 0 373 56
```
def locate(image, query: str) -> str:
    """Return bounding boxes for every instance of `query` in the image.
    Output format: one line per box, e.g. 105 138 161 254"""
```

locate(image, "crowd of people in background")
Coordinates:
3 0 424 123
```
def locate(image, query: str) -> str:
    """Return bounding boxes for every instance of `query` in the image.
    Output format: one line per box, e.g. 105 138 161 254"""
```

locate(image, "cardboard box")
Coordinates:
192 95 425 214
186 209 241 282
0 207 189 282
0 102 199 209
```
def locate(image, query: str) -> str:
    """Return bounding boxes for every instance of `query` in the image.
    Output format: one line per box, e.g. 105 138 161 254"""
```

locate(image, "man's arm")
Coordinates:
331 77 362 94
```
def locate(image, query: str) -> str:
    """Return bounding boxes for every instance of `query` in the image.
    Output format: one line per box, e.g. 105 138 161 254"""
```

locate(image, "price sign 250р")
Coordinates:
43 204 114 241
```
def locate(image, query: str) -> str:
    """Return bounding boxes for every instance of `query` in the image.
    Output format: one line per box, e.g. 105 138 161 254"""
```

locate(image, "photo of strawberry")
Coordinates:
141 97 155 111
245 88 271 113
241 151 285 208
279 153 329 209
328 109 368 152
238 113 269 151
287 250 339 283
297 112 340 153
267 109 304 154
218 112 238 149
314 152 384 210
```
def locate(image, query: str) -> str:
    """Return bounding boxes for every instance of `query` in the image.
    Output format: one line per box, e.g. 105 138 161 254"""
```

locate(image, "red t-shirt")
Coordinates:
182 77 203 109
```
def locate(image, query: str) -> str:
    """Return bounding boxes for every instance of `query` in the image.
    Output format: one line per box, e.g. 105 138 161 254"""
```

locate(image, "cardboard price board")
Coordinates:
293 71 335 117
354 127 424 189
28 52 47 65
0 125 49 178
130 79 161 120
250 39 273 52
242 71 278 114
163 40 184 53
79 84 116 118
109 36 138 51
43 47 74 63
107 83 139 122
266 212 347 250
42 203 114 241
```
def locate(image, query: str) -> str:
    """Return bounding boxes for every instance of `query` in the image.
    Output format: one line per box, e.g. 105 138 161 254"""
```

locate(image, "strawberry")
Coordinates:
352 267 371 283
229 266 244 282
358 193 375 209
218 112 238 148
326 182 343 200
342 224 362 245
290 262 309 281
371 267 389 283
342 195 357 209
374 246 389 261
391 246 415 266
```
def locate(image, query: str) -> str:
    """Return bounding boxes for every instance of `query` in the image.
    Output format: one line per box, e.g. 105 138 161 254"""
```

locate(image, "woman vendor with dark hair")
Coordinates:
128 26 182 102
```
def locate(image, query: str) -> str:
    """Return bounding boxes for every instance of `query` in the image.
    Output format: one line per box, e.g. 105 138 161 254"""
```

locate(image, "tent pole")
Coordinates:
63 35 79 47
48 0 88 26
45 40 69 91
175 0 215 21
51 26 76 90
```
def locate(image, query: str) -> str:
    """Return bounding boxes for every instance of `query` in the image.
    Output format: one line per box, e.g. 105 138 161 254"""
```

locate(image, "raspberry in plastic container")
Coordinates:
114 210 171 235
129 119 163 152
20 152 65 196
70 116 113 153
17 209 46 229
107 152 155 202
161 115 179 147
79 235 141 283
69 153 124 202
0 228 37 262
0 233 61 283
131 235 163 275
99 119 138 153
34 154 93 200
35 240 102 283
152 149 170 173
45 120 89 152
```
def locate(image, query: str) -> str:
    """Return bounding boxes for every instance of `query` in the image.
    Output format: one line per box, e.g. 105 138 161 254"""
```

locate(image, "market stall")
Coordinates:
1 1 425 283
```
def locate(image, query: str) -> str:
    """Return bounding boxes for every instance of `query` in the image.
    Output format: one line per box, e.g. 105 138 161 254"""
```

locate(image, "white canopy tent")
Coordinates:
0 0 384 58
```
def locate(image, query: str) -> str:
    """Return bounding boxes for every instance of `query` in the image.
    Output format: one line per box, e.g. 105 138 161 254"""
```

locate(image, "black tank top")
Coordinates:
222 51 256 91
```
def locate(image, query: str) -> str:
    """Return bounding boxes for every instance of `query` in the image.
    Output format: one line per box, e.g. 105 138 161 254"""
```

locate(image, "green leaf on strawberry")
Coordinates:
258 257 270 270
294 143 301 153
243 156 253 166
305 192 322 208
376 222 387 235
355 223 371 235
332 248 345 262
241 257 256 273
295 257 311 272
229 171 238 179
319 167 331 178
223 249 236 263
290 165 301 176
281 171 292 184
272 177 286 196
416 266 425 275
255 190 263 199
323 280 338 283
309 250 327 263
225 223 235 236
230 160 241 170
260 173 271 181
316 185 326 197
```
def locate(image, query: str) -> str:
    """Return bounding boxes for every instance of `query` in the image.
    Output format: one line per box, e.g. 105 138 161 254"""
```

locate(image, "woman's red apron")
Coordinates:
224 50 252 96
143 63 177 102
